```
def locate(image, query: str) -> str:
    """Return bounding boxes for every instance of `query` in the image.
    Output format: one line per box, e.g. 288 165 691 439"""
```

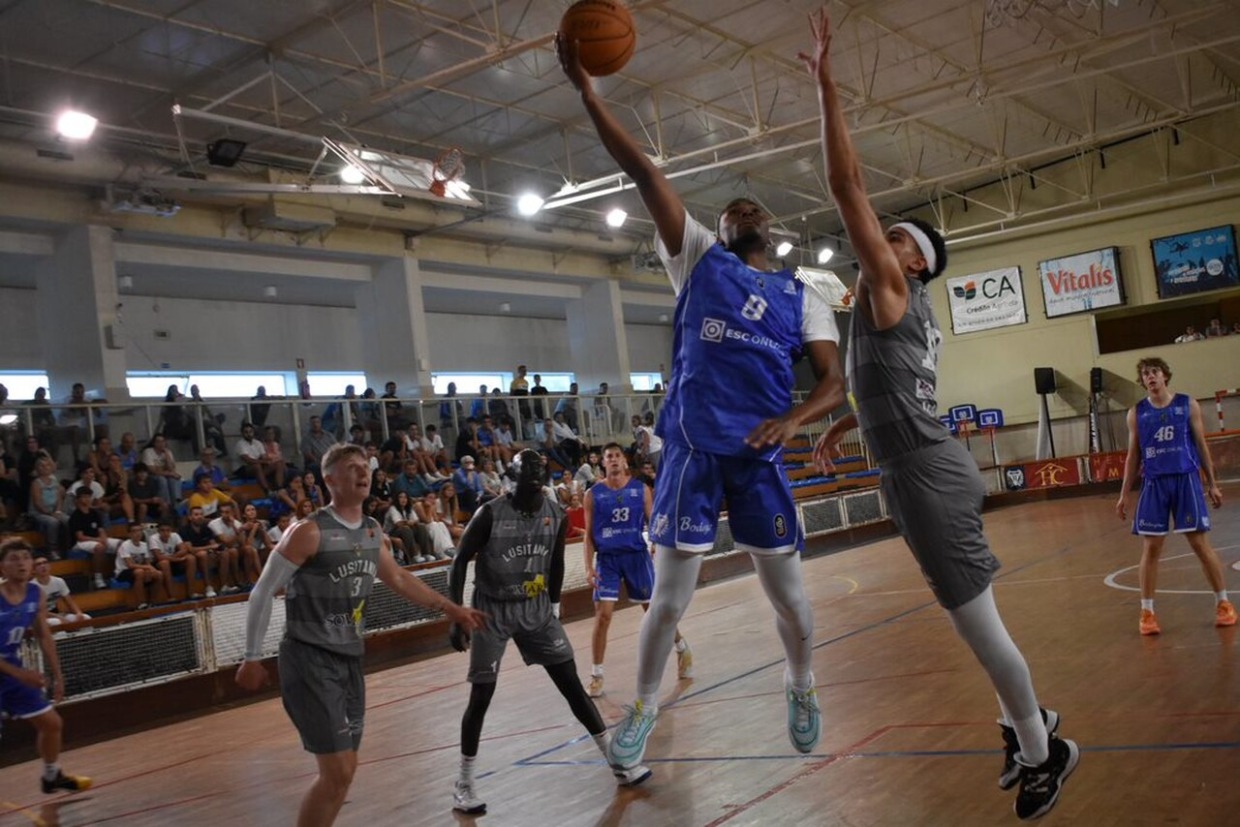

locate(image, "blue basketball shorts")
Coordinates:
1132 472 1211 535
0 671 52 728
594 550 655 602
650 440 801 555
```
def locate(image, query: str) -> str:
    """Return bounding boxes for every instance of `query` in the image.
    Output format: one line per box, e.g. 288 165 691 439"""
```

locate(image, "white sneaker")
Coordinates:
92 574 107 590
588 675 604 698
786 679 822 754
452 780 486 814
204 586 217 598
612 763 653 787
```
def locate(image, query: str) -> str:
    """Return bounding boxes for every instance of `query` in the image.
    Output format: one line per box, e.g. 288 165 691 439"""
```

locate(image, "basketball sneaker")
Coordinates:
612 763 653 787
1215 600 1237 627
588 675 605 698
1139 609 1161 636
1014 736 1079 821
676 640 694 679
785 679 821 754
452 779 486 815
998 708 1060 790
607 701 657 769
42 770 92 794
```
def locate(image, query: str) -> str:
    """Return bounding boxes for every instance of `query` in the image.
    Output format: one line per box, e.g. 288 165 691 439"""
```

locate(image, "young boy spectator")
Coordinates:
148 522 202 600
33 556 91 626
127 463 165 524
207 503 246 593
115 523 171 609
67 489 120 590
181 506 227 598
187 474 236 519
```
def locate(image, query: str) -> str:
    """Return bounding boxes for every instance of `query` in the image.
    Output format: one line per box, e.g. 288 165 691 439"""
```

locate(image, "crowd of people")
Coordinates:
1173 318 1239 342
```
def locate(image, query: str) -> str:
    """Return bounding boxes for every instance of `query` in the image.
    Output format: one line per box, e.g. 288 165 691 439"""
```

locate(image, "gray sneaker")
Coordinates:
452 780 486 815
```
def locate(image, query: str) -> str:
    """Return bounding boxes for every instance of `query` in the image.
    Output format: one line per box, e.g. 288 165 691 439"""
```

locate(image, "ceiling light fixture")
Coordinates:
817 246 835 265
516 193 544 216
340 164 367 184
56 110 97 140
775 241 794 258
605 208 628 228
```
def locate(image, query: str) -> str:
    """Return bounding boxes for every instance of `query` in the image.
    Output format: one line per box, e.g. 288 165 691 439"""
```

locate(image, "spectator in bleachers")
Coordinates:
511 365 532 425
65 465 106 515
24 387 57 454
116 432 139 471
68 488 119 589
189 385 228 456
415 489 455 560
0 443 19 527
402 424 444 482
56 383 95 462
554 381 580 433
637 460 657 489
565 491 586 541
28 457 68 555
538 418 575 472
370 469 394 517
1232 321 1240 335
100 454 135 523
181 505 223 598
479 416 512 468
208 503 247 592
358 388 383 436
439 382 464 434
422 424 451 470
274 474 308 519
364 441 380 473
487 388 510 425
86 435 115 478
127 463 165 524
158 385 193 443
17 435 50 502
437 481 466 544
148 522 202 599
381 380 407 432
1174 325 1204 343
635 412 663 470
551 412 586 467
574 450 601 491
33 555 90 625
348 423 366 446
470 385 490 421
530 374 550 420
591 381 617 436
301 471 325 509
294 498 316 521
385 490 433 565
392 458 431 502
193 448 231 491
234 422 283 493
455 418 482 464
378 428 404 474
115 522 171 609
238 502 272 570
187 474 236 519
262 426 288 479
1205 318 1227 337
249 386 272 428
452 456 483 515
302 416 337 482
494 419 521 459
265 512 292 550
554 472 582 506
479 458 504 502
140 433 181 506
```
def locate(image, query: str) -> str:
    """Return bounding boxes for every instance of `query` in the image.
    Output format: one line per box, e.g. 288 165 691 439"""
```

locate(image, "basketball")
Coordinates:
559 0 636 77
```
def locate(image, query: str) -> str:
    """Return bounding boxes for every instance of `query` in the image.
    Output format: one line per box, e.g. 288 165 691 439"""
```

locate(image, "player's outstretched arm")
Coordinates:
802 9 907 329
236 519 318 690
549 517 569 611
814 412 858 474
1189 399 1223 508
557 34 686 256
1116 407 1140 520
446 505 493 650
378 535 484 630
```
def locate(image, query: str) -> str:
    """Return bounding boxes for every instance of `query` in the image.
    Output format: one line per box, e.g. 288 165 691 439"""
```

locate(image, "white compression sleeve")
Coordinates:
243 553 300 661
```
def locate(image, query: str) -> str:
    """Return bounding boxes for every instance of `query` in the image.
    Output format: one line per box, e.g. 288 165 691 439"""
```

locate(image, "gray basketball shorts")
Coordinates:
879 439 1001 610
278 637 366 754
468 594 574 684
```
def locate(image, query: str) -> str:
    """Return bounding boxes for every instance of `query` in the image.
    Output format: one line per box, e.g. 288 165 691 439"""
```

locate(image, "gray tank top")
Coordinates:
473 495 563 602
284 507 383 656
846 278 949 464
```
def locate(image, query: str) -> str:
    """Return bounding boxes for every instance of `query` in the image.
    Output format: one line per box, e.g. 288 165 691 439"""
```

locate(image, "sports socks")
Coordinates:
42 763 60 782
1216 591 1229 603
1141 598 1154 612
635 546 702 707
947 586 1049 766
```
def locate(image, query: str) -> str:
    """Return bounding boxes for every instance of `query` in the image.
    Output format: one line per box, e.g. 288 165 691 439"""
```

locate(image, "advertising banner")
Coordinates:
1038 247 1124 318
1150 225 1239 299
946 267 1027 333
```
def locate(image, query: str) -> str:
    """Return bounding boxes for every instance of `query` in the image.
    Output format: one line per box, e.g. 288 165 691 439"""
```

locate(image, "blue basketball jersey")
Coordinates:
1136 393 1199 477
0 583 41 666
589 477 648 555
658 244 804 461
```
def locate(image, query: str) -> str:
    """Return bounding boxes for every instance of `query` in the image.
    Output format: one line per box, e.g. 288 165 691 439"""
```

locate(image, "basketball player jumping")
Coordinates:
559 30 847 775
803 10 1077 820
447 449 651 816
1115 356 1234 635
236 444 485 827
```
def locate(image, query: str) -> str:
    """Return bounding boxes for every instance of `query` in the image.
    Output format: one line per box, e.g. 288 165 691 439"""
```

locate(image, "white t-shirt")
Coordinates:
116 539 152 576
148 532 185 557
37 576 71 612
208 516 240 543
235 437 265 460
67 480 105 501
657 212 841 344
420 434 444 453
266 524 286 546
637 425 664 454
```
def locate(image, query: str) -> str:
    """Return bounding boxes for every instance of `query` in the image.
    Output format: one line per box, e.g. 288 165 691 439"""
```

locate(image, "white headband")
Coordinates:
891 222 938 277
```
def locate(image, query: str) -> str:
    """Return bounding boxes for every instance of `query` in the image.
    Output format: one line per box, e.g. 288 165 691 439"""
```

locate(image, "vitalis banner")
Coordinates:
1038 246 1125 318
945 267 1027 334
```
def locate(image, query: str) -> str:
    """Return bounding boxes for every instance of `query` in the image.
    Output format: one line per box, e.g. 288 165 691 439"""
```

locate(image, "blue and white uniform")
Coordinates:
651 214 840 554
589 477 654 602
0 582 53 725
1133 393 1210 535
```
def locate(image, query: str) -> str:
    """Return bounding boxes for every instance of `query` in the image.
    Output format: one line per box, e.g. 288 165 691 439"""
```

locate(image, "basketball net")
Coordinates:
430 147 465 198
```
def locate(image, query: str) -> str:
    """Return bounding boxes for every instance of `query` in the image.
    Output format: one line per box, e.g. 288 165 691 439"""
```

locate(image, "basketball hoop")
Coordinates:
430 147 465 198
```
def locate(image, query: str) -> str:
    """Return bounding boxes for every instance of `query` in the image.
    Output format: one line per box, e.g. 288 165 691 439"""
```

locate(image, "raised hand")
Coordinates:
556 32 592 93
797 7 834 80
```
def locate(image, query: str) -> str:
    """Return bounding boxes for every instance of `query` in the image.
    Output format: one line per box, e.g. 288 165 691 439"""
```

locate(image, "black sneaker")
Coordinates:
999 707 1060 790
42 770 92 794
1014 737 1079 821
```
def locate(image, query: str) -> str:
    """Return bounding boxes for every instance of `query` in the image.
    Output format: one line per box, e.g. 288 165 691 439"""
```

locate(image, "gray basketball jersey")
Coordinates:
846 278 950 464
284 507 383 657
473 495 563 602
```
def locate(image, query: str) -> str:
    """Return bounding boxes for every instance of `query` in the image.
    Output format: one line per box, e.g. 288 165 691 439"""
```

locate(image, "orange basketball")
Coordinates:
560 0 636 77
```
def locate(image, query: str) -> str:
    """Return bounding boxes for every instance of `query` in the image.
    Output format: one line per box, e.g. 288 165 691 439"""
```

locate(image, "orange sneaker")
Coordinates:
1215 600 1237 628
1139 609 1161 636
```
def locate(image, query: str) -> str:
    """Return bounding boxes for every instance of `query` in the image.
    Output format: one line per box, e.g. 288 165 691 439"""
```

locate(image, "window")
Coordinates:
533 373 575 393
306 372 367 396
128 372 292 398
431 373 511 395
630 373 664 391
0 372 51 401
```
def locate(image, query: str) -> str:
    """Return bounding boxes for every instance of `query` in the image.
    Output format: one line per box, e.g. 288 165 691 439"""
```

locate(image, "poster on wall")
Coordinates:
945 267 1027 334
1037 247 1125 318
1150 224 1239 299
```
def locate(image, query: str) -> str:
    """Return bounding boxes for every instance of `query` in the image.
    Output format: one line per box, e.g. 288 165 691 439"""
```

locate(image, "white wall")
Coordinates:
0 287 40 367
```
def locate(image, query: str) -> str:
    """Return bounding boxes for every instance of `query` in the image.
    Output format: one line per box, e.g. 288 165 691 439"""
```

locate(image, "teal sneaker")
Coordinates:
786 682 821 753
607 701 658 769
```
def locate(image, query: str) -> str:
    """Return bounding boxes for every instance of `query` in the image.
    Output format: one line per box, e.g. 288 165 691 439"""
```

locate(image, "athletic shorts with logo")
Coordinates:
0 670 52 730
594 550 655 602
1133 471 1211 535
279 637 366 754
651 440 802 554
468 593 573 683
880 439 1001 611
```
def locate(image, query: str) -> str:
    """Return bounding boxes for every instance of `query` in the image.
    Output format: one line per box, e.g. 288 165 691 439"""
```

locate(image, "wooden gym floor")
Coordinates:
1 485 1237 826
